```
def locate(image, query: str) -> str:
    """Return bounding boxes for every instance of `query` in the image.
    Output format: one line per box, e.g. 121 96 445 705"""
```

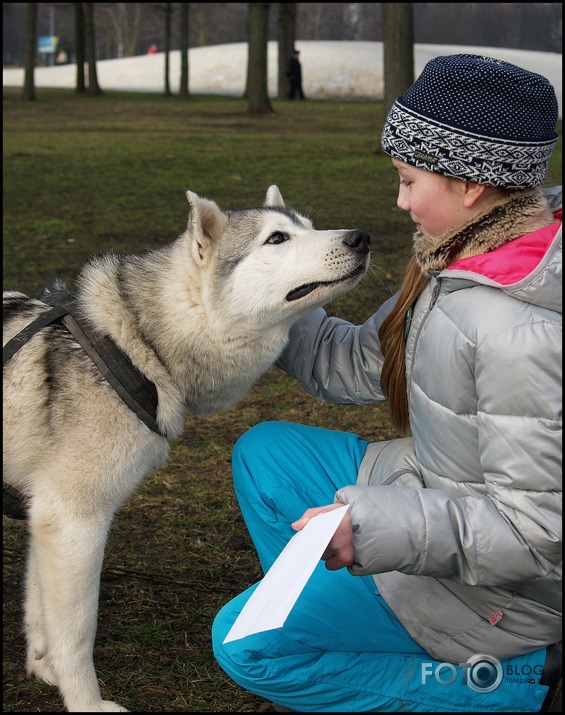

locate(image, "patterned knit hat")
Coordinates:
381 54 558 188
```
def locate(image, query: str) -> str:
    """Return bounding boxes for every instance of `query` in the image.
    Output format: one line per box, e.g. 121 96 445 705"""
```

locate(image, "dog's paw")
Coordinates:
98 702 129 712
67 700 128 712
26 652 58 687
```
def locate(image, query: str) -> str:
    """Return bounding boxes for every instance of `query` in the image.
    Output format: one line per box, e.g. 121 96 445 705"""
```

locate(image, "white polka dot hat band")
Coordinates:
381 54 558 188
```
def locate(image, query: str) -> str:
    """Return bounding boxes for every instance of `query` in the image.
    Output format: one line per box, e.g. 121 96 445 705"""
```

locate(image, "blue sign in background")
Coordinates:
38 36 58 54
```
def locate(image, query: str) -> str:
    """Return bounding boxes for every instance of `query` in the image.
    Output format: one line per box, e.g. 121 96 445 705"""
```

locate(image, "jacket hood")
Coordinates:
442 223 562 313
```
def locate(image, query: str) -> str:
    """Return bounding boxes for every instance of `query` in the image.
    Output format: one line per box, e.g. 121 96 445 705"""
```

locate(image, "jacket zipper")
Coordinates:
406 280 441 412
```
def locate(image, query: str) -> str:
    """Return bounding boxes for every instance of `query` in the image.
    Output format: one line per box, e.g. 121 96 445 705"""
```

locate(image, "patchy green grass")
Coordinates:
3 87 561 712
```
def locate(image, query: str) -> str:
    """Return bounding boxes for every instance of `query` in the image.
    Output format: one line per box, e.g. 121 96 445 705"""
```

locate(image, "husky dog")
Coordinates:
3 186 370 712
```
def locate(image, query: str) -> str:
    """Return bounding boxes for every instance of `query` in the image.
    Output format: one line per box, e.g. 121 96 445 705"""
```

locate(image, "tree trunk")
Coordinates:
126 3 142 58
193 4 206 46
23 2 37 101
277 3 296 99
164 2 172 96
382 3 414 122
84 3 102 94
75 2 86 93
246 3 274 115
179 3 190 97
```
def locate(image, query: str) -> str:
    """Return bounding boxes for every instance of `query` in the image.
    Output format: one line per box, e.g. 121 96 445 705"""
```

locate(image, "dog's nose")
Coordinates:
342 230 370 254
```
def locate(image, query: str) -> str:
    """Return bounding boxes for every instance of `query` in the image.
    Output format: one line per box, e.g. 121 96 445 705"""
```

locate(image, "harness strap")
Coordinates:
3 288 166 437
3 305 70 365
60 311 164 436
3 482 28 520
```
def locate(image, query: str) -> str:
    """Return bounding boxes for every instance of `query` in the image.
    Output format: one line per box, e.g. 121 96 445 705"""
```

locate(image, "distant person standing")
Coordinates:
286 49 305 100
147 44 158 55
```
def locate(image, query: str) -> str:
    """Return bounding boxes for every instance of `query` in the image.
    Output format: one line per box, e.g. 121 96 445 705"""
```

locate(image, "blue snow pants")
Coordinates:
211 421 550 712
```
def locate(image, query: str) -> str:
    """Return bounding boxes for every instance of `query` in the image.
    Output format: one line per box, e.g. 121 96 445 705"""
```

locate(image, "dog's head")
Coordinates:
183 186 371 329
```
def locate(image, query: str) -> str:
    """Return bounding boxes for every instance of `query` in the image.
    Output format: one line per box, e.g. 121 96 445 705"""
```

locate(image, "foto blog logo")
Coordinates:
422 654 504 693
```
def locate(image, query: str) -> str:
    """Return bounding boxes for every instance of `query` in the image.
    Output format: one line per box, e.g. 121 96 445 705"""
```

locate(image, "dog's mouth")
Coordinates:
286 263 366 302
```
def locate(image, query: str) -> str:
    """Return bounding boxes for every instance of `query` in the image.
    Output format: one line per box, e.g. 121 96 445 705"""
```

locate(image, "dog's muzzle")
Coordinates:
286 231 370 302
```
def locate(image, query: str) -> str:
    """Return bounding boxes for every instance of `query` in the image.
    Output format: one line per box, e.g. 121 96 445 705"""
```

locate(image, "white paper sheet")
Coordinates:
223 505 349 643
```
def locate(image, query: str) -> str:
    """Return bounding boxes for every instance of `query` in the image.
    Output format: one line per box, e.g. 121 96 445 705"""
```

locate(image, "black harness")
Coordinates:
3 285 167 519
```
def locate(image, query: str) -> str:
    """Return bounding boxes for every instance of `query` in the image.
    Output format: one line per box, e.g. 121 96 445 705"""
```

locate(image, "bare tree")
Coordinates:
277 2 296 99
84 3 102 94
192 3 208 47
23 2 37 100
4 3 562 66
98 3 142 58
382 3 414 122
164 2 172 96
298 2 325 39
246 3 274 115
342 2 363 40
75 2 86 93
179 3 190 97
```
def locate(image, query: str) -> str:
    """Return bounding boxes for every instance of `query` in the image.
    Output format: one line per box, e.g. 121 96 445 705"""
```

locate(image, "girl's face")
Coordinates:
392 159 471 239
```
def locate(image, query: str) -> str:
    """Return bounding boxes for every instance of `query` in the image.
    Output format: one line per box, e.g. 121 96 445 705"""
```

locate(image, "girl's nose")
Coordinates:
396 190 410 211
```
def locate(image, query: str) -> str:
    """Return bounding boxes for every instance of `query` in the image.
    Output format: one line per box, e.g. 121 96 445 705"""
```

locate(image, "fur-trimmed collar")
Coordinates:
414 189 554 273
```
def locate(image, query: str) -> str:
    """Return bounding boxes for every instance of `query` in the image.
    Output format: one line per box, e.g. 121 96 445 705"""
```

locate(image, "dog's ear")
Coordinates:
264 185 285 208
185 191 229 265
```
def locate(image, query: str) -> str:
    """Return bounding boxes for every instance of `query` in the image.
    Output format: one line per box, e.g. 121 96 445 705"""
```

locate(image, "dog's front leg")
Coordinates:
25 539 58 686
25 502 128 712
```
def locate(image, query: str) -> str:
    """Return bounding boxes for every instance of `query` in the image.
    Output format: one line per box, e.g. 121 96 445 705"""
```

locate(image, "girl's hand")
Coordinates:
291 504 354 571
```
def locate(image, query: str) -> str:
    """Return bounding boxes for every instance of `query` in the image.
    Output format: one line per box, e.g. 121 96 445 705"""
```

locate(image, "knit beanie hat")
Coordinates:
381 54 558 188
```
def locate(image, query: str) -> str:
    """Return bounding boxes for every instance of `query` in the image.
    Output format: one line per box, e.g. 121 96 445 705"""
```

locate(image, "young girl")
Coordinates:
211 55 561 712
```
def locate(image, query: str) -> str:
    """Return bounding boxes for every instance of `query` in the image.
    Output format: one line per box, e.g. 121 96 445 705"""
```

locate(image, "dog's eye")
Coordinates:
265 232 288 245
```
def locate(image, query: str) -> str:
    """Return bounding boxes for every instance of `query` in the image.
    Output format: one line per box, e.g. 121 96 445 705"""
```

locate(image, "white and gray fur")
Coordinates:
3 185 370 712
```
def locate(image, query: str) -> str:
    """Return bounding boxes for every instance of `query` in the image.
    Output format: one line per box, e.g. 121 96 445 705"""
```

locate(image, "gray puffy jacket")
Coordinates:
276 187 562 662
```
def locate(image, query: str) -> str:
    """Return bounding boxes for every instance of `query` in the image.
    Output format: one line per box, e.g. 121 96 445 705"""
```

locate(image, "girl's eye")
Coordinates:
400 179 412 187
265 232 288 245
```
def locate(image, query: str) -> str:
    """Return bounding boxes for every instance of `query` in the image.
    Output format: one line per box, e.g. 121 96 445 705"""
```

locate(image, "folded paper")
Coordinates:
223 505 349 643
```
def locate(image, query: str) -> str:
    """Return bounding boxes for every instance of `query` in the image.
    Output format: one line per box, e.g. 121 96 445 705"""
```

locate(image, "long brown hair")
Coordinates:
378 256 430 435
378 180 522 433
